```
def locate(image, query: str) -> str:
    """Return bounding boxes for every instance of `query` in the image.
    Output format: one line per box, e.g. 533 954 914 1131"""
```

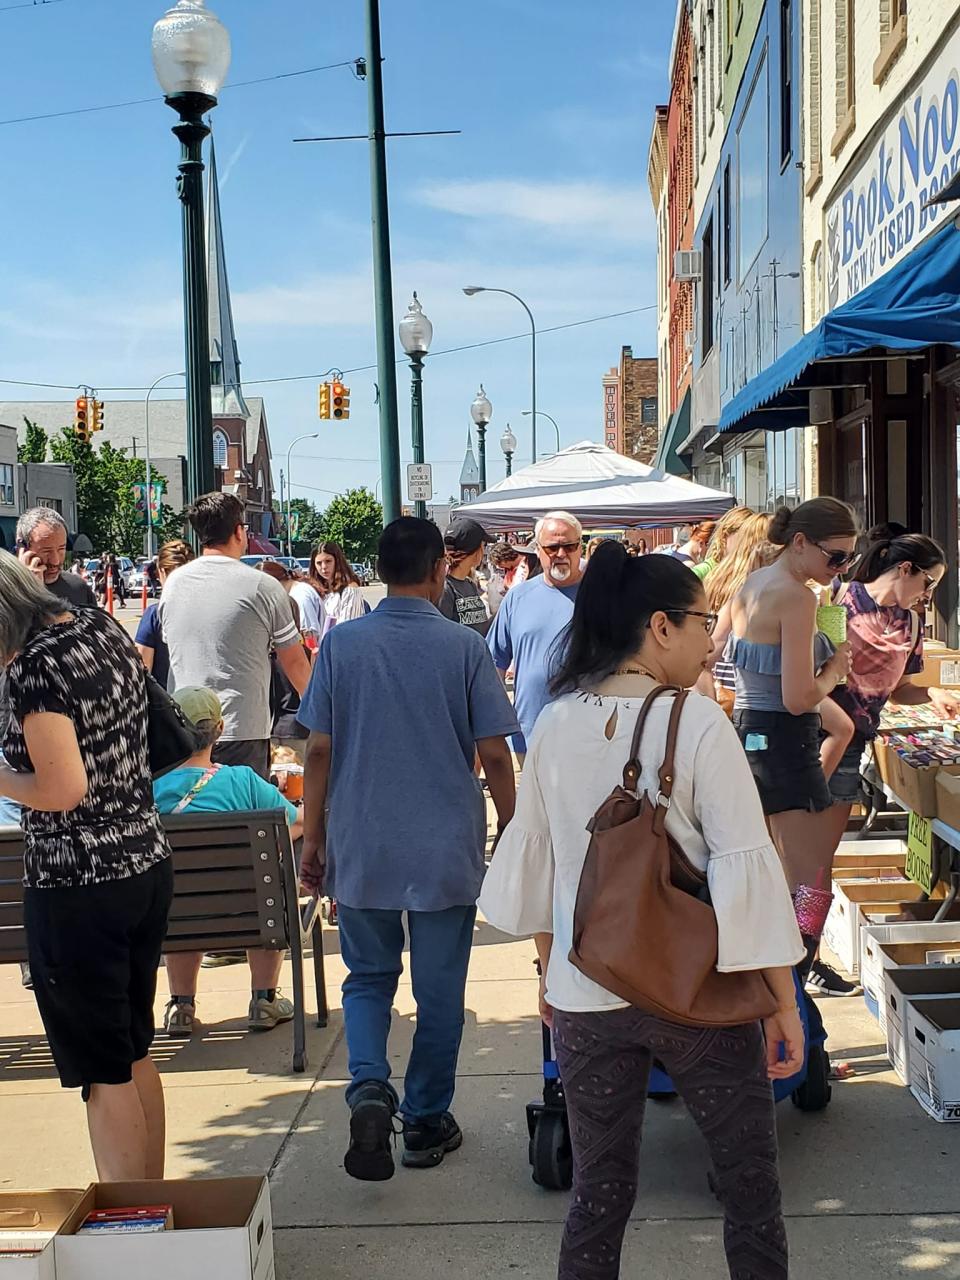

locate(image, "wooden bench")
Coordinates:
0 809 327 1073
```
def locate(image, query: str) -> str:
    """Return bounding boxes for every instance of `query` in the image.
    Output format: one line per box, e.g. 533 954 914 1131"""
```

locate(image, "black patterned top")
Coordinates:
4 608 170 889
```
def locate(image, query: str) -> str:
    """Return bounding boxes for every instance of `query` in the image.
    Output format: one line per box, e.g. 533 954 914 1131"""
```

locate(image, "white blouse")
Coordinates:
478 689 805 1014
323 584 366 624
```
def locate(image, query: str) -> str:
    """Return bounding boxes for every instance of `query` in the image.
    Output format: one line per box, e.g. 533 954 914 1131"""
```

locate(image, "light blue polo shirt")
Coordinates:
487 576 579 753
297 596 520 912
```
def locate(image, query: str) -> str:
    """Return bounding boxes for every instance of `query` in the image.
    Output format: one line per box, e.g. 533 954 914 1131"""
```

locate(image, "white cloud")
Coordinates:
417 179 655 246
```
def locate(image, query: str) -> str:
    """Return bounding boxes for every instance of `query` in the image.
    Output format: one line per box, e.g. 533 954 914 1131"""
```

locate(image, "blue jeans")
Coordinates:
337 904 476 1122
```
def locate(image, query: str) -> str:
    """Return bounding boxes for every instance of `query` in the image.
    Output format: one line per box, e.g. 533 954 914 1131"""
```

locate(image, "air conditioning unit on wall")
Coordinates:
674 250 702 281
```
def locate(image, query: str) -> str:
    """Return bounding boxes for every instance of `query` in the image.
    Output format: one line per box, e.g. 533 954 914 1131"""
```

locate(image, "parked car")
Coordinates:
350 562 370 586
240 554 275 568
128 561 160 597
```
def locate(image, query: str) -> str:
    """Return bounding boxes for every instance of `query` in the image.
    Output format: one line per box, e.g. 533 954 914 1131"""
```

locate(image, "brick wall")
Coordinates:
621 349 660 463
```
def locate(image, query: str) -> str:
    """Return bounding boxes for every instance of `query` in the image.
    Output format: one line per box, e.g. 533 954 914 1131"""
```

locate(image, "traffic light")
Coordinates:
92 399 105 433
74 396 90 444
318 381 331 419
332 380 350 420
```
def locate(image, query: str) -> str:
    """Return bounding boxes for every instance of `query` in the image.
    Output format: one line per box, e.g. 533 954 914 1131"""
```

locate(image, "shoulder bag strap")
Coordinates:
654 690 689 834
622 684 681 793
172 765 221 815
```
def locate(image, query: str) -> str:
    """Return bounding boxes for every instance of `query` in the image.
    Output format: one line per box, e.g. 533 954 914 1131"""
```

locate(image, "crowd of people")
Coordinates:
1 493 958 1278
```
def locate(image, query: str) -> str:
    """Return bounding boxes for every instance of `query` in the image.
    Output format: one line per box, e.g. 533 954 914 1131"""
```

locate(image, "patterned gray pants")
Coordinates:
553 1006 787 1279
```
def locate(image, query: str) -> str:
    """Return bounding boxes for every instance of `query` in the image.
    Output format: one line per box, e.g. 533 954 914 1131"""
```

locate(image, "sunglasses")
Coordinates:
919 571 938 593
813 542 861 572
540 542 581 556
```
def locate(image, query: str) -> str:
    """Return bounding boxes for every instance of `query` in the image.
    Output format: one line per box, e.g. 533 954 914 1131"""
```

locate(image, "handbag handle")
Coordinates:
622 683 687 801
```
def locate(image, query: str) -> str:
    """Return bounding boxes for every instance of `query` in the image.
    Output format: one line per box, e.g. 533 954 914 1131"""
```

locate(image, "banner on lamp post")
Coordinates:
132 481 162 527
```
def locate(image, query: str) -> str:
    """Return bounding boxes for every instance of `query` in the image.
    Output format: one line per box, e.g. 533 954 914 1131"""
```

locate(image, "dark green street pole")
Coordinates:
166 92 216 505
409 354 426 519
365 0 402 525
476 423 487 492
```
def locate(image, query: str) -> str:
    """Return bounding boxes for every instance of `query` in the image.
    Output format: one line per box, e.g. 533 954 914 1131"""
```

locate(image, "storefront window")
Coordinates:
763 429 803 510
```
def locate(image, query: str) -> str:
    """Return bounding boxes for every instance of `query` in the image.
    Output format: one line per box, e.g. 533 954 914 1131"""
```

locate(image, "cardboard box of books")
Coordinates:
823 881 924 976
0 1190 85 1280
55 1178 272 1280
885 966 960 1084
860 924 960 1029
906 997 960 1122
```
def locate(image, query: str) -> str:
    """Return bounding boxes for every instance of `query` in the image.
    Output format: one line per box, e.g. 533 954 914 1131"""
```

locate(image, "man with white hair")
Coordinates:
487 510 584 761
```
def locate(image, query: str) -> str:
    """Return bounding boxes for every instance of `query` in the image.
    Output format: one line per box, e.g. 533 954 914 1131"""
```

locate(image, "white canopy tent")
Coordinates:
459 441 734 532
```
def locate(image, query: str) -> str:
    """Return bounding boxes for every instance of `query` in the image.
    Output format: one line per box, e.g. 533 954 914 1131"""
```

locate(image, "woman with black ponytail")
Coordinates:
823 525 959 849
480 541 804 1280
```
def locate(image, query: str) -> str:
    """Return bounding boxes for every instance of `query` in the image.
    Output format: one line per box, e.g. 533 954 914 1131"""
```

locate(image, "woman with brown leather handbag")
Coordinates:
479 544 805 1280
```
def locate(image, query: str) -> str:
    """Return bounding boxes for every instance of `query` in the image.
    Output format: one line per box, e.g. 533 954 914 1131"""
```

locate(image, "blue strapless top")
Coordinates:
725 632 835 713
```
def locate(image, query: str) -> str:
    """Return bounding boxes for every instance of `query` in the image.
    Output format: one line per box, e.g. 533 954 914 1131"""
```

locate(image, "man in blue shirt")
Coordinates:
298 517 518 1182
487 511 584 759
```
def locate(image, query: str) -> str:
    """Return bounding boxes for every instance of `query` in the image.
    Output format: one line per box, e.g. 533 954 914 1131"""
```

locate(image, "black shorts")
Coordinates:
828 731 869 805
213 738 271 781
24 858 174 1096
734 710 833 816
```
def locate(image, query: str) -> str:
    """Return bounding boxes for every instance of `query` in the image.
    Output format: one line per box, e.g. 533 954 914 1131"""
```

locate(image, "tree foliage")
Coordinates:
17 418 48 463
319 487 383 562
287 497 325 546
47 428 182 556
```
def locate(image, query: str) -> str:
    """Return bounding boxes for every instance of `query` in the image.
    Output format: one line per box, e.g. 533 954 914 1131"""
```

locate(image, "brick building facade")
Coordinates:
602 347 659 463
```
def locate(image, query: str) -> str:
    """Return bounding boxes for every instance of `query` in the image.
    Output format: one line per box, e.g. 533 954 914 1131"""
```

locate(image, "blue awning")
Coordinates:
720 221 960 434
652 387 692 475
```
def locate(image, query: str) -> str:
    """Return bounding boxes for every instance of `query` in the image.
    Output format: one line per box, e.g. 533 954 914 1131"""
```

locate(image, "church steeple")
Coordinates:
459 428 480 502
206 134 249 419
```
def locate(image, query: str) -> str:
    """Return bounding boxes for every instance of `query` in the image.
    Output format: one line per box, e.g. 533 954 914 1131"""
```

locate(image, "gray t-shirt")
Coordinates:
158 554 300 741
439 575 491 636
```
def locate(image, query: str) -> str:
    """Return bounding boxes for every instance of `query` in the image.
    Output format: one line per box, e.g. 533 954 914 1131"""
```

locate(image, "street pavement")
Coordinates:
2 894 959 1275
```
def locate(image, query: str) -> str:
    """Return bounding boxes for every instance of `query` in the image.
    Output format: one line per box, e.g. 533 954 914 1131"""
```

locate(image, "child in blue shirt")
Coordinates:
154 686 303 1037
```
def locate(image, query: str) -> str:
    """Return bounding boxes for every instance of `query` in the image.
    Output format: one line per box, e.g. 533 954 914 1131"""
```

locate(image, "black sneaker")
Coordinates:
805 959 863 997
401 1112 463 1169
344 1082 396 1182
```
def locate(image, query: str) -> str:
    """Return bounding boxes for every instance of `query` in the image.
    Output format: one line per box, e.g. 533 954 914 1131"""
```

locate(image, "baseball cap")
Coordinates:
443 518 492 554
173 686 223 727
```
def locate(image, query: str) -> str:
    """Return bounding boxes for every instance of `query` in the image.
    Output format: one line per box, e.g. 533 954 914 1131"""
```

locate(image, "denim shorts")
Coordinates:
733 710 833 816
827 732 869 806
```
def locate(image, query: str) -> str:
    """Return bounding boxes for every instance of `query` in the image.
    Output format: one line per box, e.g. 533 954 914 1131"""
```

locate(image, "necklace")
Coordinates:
614 664 660 680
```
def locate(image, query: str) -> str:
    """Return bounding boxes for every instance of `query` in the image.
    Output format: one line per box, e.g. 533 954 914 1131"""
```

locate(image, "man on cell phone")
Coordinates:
15 508 96 608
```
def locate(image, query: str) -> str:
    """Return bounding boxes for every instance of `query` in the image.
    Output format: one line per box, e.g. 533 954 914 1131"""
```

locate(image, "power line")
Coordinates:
0 59 357 127
0 305 656 394
0 0 66 12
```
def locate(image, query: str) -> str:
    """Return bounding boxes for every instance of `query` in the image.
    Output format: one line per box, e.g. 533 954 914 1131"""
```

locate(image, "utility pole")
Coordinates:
364 0 402 524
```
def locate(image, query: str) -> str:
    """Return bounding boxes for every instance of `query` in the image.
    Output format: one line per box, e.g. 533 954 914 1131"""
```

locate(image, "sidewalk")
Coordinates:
2 919 959 1278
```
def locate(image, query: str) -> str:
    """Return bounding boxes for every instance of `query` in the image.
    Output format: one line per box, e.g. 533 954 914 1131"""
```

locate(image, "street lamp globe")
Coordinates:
462 286 485 297
500 425 517 456
470 385 492 428
398 292 433 358
151 0 231 99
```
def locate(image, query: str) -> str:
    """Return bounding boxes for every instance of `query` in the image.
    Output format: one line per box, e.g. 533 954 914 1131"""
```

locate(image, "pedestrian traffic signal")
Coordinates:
318 381 331 419
92 399 105 433
332 381 350 420
74 395 90 444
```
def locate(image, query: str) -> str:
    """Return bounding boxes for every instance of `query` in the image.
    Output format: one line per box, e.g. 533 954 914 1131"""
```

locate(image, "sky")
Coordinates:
0 0 676 509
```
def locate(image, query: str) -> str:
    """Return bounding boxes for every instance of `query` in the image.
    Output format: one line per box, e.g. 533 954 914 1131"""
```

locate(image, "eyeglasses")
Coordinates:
920 571 938 593
674 609 719 636
813 543 861 572
540 542 580 556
